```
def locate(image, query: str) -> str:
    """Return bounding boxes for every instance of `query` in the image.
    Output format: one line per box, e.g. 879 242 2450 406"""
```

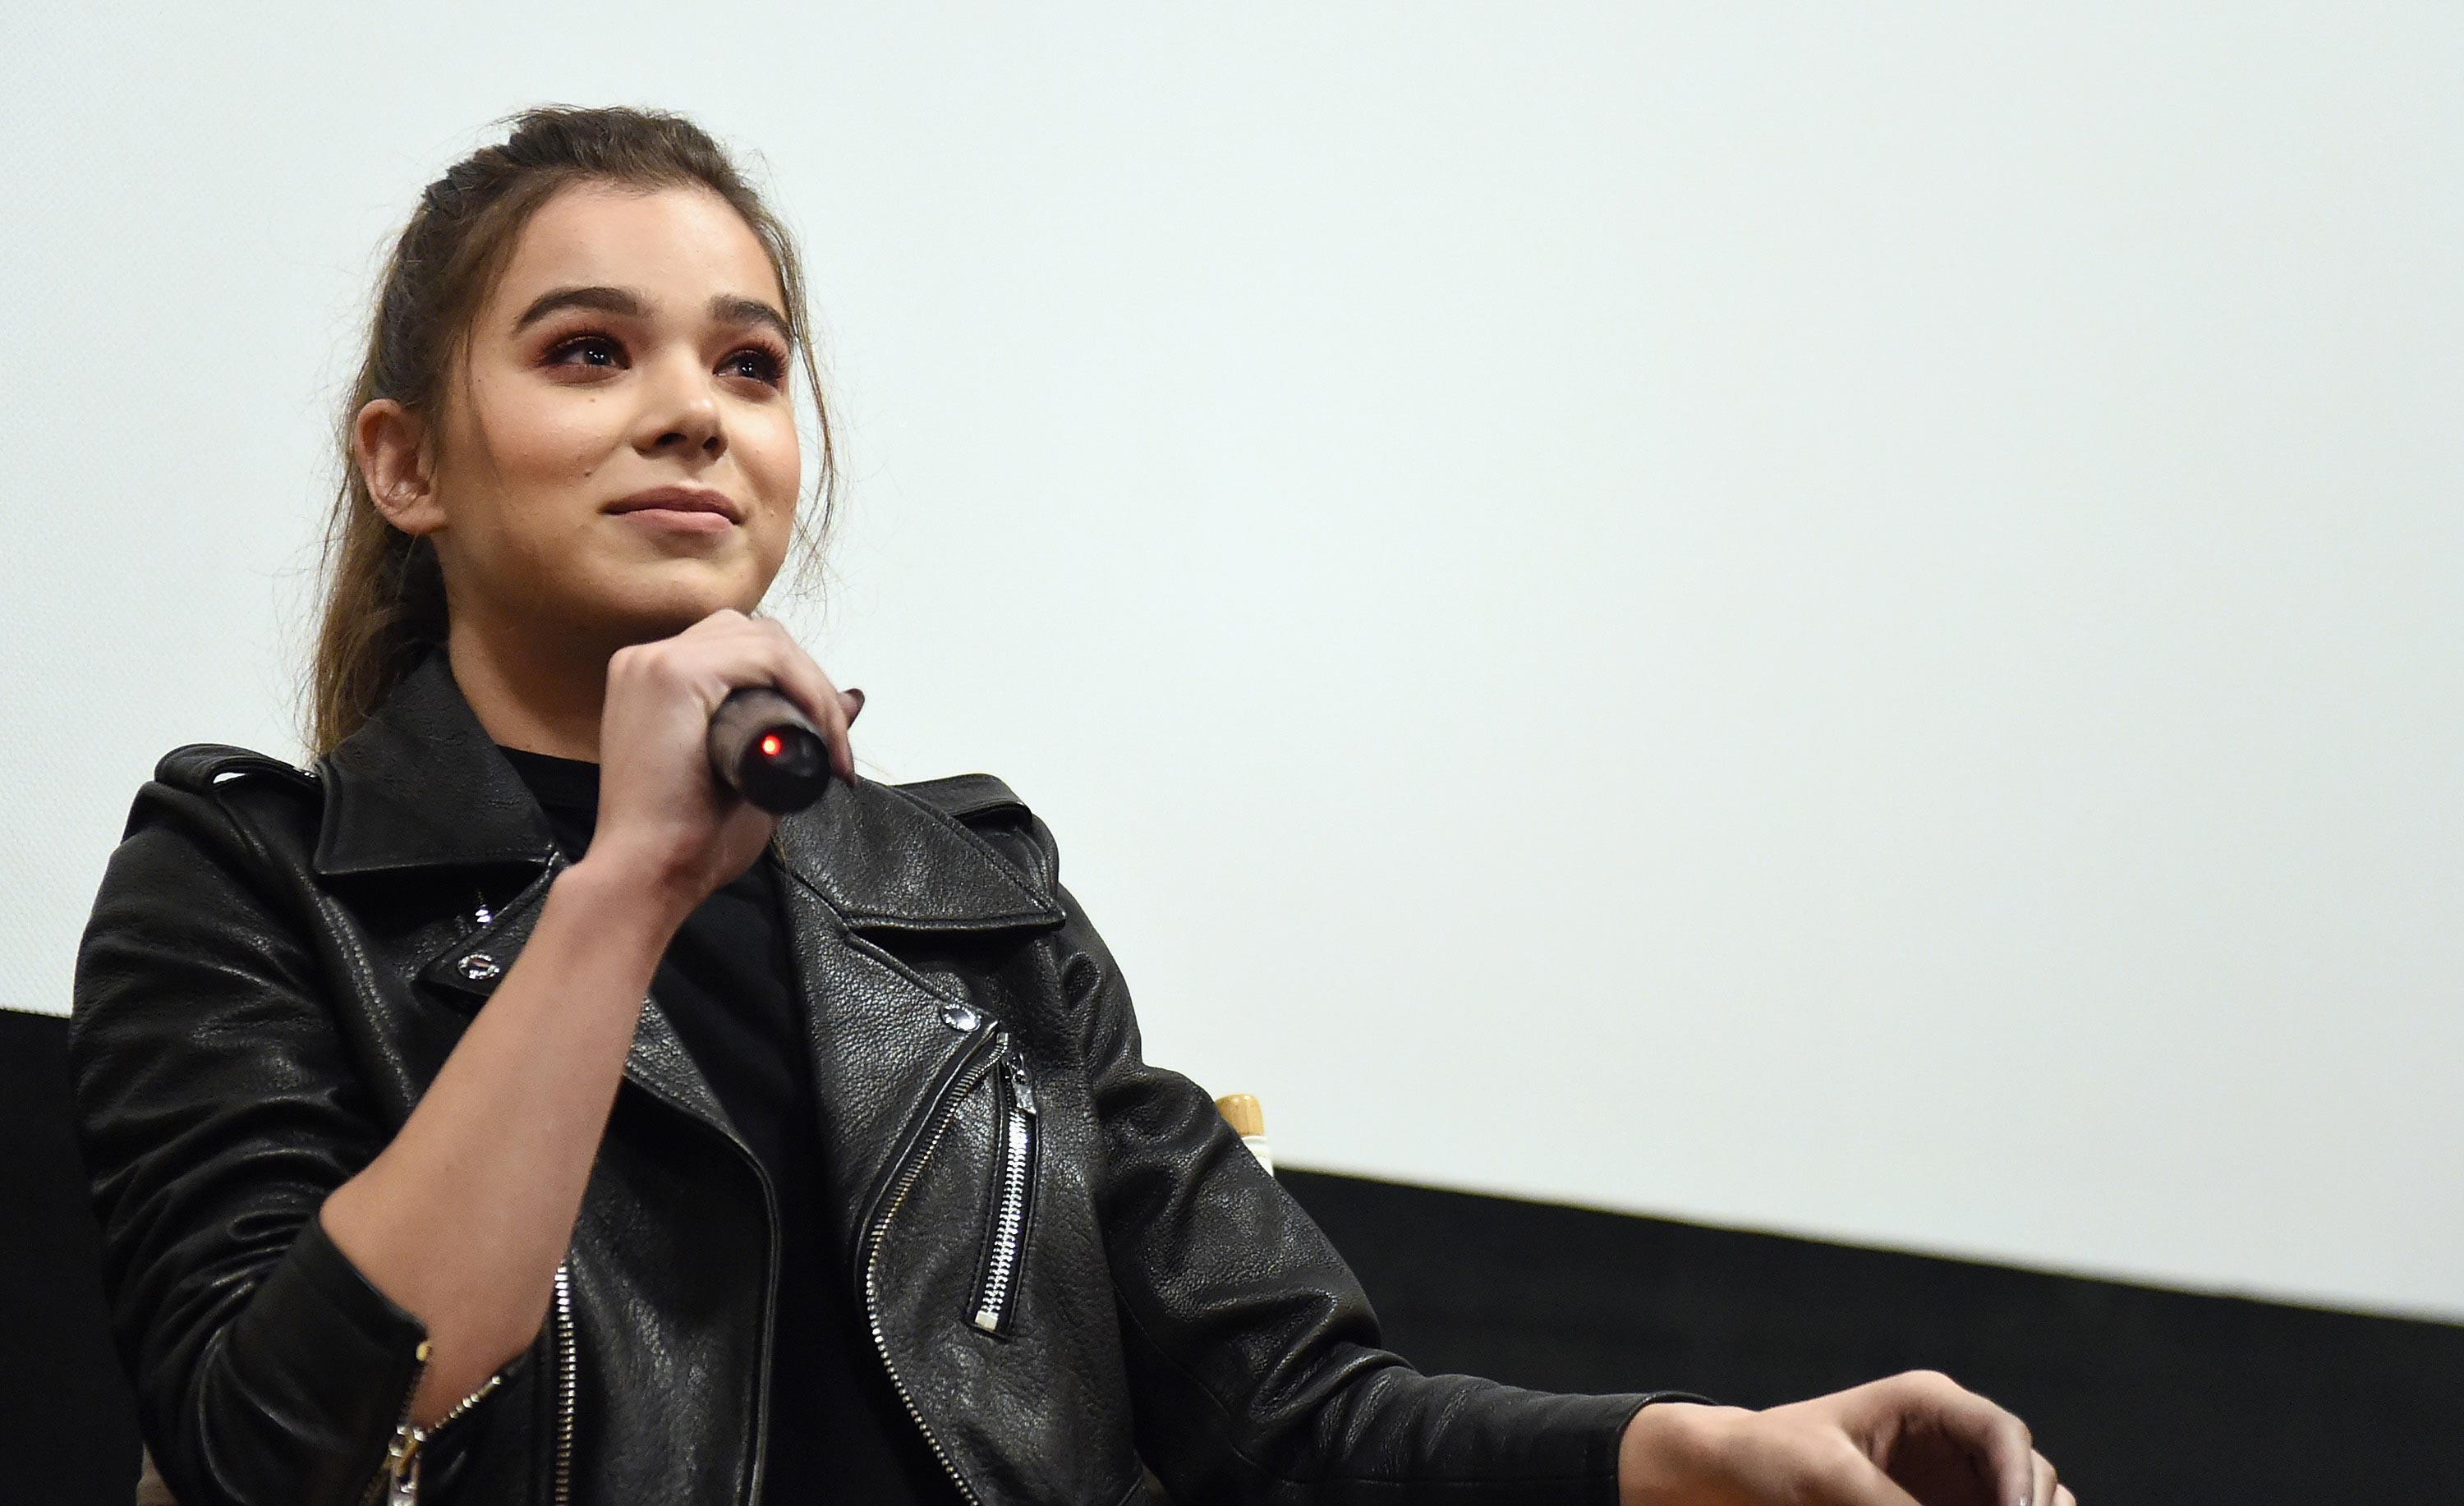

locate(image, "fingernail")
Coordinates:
841 686 866 717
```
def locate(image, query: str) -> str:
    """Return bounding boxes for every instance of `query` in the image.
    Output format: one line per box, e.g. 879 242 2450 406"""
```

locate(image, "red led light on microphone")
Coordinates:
708 686 831 813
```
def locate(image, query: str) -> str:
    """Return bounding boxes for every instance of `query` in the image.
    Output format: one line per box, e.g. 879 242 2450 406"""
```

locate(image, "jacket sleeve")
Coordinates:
1005 812 1698 1506
67 770 431 1506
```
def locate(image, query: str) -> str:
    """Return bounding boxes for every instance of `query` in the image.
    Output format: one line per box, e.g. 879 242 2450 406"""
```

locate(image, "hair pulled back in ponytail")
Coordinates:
307 104 836 753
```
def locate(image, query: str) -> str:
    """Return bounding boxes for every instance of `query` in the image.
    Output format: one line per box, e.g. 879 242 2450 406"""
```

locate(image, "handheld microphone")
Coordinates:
706 686 832 814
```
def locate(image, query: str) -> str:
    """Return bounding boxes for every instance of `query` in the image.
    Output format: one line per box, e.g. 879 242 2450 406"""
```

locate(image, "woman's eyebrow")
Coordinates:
513 284 646 330
511 285 788 341
709 293 790 341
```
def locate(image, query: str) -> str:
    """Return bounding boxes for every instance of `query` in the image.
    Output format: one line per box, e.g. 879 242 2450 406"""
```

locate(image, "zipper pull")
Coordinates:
384 1427 425 1505
373 1337 435 1506
1004 1046 1037 1117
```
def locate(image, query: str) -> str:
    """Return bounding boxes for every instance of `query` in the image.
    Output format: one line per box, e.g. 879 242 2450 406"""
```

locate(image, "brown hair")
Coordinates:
306 104 836 753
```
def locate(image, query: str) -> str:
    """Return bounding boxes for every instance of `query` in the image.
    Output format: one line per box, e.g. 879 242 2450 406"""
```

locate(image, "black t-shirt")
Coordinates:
498 746 961 1506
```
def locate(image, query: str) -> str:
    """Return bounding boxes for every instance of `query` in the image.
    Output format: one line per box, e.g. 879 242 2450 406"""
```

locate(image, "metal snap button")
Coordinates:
457 952 502 982
940 1001 980 1032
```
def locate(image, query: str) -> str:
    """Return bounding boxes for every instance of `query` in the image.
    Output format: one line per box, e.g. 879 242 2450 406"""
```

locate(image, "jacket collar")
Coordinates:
313 648 1060 934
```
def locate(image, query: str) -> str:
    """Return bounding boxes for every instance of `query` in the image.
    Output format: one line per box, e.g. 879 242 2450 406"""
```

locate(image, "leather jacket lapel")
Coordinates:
767 774 1062 935
774 870 993 1265
764 779 1064 1268
313 651 559 879
414 857 737 1137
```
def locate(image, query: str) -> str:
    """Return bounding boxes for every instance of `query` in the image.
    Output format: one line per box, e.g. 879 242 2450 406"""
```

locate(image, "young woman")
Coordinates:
69 108 2071 1506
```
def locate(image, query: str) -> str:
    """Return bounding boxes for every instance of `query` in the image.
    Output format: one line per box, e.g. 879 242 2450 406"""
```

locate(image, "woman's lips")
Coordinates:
613 506 734 535
606 486 741 535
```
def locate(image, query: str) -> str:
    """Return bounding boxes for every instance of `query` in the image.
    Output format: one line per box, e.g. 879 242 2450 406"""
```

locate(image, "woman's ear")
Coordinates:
354 398 444 534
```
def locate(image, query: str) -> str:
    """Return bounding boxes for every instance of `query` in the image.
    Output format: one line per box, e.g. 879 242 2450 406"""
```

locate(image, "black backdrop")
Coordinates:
8 1007 2457 1504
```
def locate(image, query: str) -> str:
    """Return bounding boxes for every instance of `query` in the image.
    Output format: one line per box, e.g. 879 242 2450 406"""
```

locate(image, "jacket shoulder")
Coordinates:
118 742 322 856
154 742 320 797
896 771 1027 822
893 772 1059 896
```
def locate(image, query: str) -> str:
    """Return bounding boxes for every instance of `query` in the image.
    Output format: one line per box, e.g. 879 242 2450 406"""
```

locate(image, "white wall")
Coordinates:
5 3 2458 1320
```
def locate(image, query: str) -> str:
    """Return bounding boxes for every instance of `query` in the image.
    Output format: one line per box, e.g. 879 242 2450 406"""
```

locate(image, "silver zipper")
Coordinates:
364 1340 430 1506
549 1260 577 1506
379 1361 500 1504
971 1041 1037 1334
361 1260 574 1506
863 1026 1008 1506
366 1344 505 1504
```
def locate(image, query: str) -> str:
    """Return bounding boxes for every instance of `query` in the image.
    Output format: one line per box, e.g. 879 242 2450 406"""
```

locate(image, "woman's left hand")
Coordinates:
1617 1370 2071 1506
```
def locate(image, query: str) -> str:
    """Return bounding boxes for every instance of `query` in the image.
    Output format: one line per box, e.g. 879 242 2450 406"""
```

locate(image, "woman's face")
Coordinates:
370 181 802 650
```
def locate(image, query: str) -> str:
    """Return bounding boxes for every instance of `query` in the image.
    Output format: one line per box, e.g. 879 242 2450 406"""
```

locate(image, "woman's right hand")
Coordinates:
1618 1372 2071 1506
583 609 862 923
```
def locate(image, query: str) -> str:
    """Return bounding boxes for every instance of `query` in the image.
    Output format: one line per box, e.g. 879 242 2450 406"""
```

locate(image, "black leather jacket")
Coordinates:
70 651 1680 1506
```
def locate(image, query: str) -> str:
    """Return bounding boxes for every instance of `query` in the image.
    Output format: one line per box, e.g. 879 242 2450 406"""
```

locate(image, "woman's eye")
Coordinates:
724 347 788 386
545 333 625 370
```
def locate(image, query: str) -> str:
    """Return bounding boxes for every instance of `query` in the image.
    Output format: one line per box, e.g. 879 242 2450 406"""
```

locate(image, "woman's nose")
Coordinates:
636 356 725 457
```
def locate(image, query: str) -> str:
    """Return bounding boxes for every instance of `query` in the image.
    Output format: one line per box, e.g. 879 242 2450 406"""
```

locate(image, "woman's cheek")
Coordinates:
747 407 801 498
534 405 630 481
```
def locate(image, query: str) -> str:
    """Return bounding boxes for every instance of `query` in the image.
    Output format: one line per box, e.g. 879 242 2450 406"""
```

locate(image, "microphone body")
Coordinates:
706 686 832 813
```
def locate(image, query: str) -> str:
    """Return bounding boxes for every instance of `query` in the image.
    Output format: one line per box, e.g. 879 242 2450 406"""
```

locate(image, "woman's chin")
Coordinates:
567 589 759 645
582 572 770 645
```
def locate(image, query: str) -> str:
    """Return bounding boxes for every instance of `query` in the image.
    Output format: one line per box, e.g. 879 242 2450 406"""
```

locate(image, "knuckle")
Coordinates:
1814 1439 1870 1490
642 657 699 697
612 644 667 686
